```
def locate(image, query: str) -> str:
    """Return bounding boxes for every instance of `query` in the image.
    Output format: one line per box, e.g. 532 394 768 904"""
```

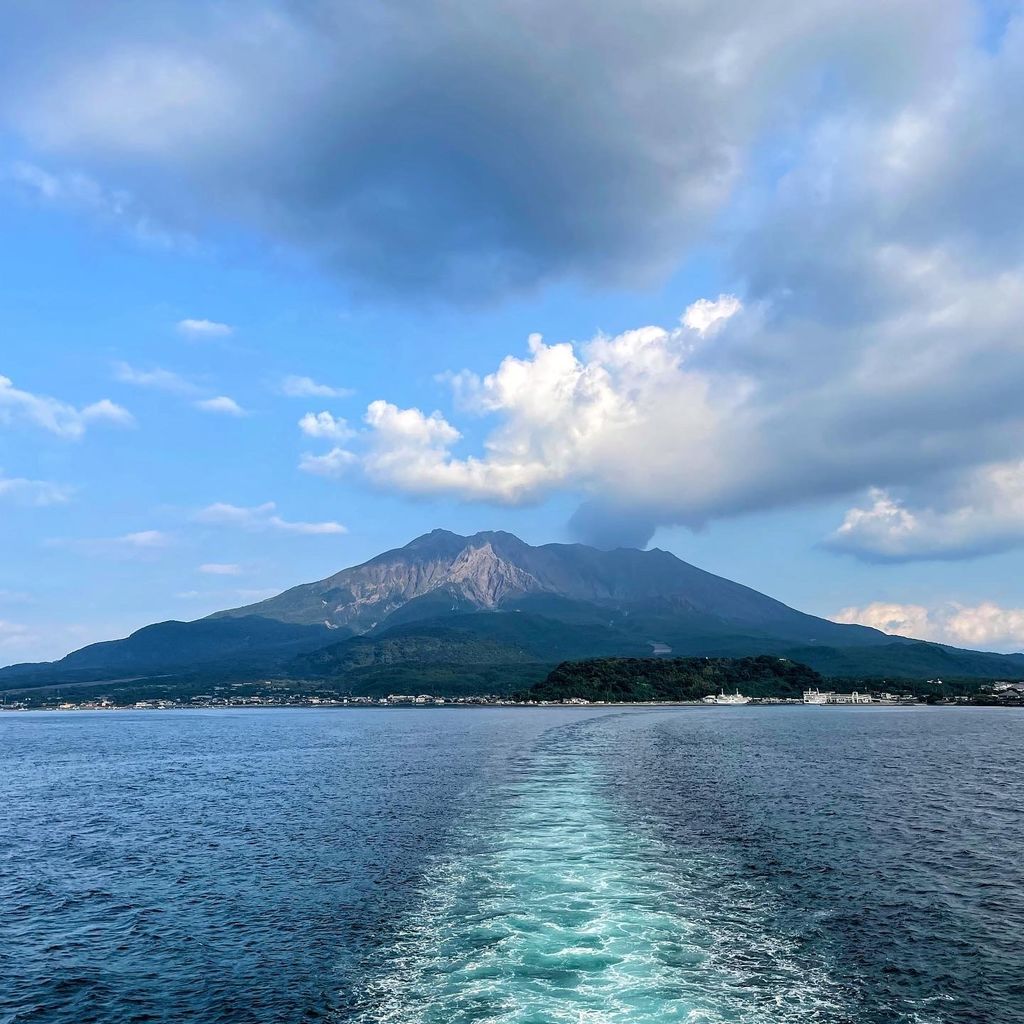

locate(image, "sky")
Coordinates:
3 0 1024 663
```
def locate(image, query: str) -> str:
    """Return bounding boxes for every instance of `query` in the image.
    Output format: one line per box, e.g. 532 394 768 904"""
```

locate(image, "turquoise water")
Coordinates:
2 707 1022 1023
350 737 846 1023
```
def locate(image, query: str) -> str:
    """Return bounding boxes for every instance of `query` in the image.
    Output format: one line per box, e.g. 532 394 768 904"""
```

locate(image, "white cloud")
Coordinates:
681 294 742 336
299 447 357 478
0 471 73 506
177 318 232 338
834 602 934 640
357 313 740 510
360 399 550 502
828 462 1024 562
113 361 199 395
81 399 135 428
0 374 134 439
195 501 346 535
281 375 353 399
835 601 1024 654
298 411 353 441
194 395 246 416
198 562 241 575
114 363 246 417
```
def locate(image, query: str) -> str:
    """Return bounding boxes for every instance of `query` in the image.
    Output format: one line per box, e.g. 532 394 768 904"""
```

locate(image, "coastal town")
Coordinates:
3 680 1022 711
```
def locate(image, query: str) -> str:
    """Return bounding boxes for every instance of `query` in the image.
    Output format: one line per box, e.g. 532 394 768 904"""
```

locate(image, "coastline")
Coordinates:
4 699 995 713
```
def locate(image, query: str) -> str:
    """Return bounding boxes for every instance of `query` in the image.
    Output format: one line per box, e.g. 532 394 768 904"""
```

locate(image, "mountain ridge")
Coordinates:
4 529 1023 689
209 528 887 646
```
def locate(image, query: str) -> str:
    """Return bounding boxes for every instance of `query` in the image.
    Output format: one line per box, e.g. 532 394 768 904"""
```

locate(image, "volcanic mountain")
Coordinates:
212 528 879 642
4 529 1024 690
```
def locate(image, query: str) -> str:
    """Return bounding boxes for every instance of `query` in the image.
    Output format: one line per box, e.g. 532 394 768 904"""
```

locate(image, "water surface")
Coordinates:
1 707 1021 1023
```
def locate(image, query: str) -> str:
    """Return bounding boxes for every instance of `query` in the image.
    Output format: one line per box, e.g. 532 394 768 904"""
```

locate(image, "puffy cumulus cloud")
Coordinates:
835 601 1024 654
0 0 967 298
195 501 346 535
357 304 745 525
834 602 935 640
298 411 353 441
827 462 1024 562
362 398 563 503
194 395 246 416
297 410 358 478
0 471 73 506
281 376 353 399
0 374 134 439
177 318 232 338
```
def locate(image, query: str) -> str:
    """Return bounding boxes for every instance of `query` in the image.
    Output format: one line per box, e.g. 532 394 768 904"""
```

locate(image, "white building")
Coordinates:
803 688 873 705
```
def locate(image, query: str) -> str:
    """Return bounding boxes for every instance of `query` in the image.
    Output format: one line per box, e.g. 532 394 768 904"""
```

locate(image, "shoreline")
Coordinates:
4 700 1010 714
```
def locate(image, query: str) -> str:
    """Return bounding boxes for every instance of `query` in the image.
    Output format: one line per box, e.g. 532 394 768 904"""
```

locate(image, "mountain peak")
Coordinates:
404 528 528 548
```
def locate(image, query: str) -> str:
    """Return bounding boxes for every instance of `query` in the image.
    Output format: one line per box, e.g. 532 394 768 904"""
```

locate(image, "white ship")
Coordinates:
703 689 751 705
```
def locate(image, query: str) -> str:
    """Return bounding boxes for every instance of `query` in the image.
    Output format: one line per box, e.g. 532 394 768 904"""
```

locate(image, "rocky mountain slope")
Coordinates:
4 529 1024 689
212 528 884 645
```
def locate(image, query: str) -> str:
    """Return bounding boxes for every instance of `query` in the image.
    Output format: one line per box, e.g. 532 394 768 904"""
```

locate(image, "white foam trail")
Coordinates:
342 733 857 1023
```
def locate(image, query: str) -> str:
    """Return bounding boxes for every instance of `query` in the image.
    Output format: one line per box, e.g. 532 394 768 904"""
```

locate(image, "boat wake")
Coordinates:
339 718 861 1024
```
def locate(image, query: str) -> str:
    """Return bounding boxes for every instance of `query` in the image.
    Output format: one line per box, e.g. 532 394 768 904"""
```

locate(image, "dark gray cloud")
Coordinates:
0 0 965 300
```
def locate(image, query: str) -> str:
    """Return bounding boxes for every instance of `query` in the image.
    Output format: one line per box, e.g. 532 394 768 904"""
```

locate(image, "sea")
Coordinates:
1 706 1021 1024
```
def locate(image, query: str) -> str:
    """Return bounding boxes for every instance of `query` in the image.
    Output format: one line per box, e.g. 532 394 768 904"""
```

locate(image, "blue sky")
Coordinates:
3 0 1024 662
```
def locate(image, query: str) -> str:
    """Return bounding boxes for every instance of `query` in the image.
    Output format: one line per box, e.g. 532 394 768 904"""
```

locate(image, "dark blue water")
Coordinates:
1 707 1021 1023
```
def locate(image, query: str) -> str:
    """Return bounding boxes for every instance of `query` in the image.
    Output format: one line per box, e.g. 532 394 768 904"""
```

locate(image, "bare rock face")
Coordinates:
214 531 550 631
209 527 886 646
443 541 541 607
